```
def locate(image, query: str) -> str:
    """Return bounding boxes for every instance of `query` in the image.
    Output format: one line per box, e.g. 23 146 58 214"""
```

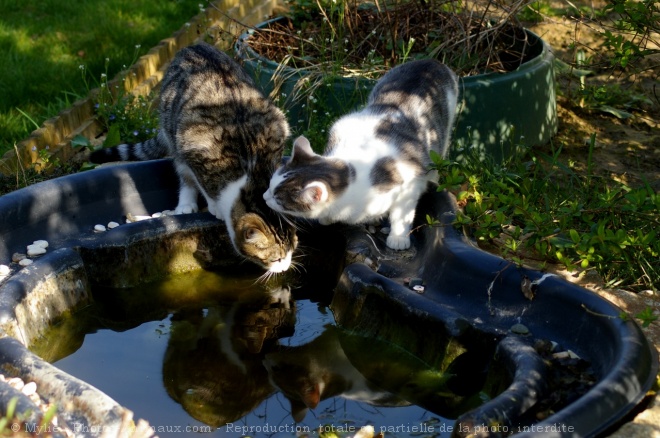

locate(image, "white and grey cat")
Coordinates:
90 42 297 273
263 59 458 250
263 326 409 422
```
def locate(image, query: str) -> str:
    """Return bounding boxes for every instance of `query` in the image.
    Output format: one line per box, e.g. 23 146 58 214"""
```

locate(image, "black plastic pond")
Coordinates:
0 160 657 437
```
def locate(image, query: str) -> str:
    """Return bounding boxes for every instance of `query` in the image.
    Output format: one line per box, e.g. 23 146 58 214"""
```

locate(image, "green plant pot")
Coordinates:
235 17 557 162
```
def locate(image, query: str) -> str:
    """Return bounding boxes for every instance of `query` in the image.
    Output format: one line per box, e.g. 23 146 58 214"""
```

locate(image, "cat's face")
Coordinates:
263 136 336 218
234 212 297 273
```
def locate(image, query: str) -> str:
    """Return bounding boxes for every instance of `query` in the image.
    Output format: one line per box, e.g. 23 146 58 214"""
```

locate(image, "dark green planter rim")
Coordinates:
235 16 550 86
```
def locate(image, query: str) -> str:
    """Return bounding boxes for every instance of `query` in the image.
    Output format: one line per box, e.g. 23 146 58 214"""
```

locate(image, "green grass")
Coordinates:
0 0 206 156
431 142 659 294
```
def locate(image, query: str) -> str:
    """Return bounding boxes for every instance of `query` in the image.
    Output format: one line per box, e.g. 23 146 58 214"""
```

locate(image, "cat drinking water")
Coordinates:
263 59 458 250
90 42 297 273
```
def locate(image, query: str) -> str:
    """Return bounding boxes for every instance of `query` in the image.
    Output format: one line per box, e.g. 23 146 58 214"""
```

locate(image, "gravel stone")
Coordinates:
26 244 47 256
511 323 530 335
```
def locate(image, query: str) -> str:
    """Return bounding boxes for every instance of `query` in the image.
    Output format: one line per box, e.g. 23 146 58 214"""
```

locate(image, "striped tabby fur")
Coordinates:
90 42 297 273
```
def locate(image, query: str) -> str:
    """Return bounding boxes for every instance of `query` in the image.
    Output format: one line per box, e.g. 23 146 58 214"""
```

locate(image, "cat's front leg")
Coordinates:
386 231 411 250
174 164 199 214
175 183 199 214
385 199 420 250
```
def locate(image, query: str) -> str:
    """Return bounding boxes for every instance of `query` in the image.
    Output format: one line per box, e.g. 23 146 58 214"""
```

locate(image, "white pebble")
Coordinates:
151 212 162 218
26 244 47 256
107 221 120 229
0 265 9 276
32 240 49 249
12 253 26 263
21 382 37 396
19 259 33 267
413 285 425 293
7 377 24 390
133 215 152 222
94 224 107 233
161 210 174 216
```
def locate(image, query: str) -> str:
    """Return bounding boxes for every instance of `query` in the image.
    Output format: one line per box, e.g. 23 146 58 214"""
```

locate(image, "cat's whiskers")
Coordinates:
255 269 276 285
279 212 305 232
288 259 305 275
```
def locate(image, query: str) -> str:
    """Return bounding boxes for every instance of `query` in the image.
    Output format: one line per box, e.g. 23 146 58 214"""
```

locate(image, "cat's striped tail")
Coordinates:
89 135 168 164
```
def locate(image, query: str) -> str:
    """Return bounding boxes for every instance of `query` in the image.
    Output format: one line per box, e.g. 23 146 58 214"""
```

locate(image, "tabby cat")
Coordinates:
263 59 458 250
90 42 297 273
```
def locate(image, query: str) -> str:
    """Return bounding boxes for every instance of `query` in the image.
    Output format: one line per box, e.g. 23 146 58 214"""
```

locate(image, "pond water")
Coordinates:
33 270 495 437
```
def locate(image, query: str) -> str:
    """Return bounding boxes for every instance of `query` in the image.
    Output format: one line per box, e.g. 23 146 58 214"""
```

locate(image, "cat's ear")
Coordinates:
244 227 264 242
290 399 309 423
300 382 321 409
301 181 328 205
290 136 316 164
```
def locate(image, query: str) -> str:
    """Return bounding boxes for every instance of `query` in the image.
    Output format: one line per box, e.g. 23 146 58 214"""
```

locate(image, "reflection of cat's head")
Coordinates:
232 285 295 353
163 286 296 426
263 326 409 422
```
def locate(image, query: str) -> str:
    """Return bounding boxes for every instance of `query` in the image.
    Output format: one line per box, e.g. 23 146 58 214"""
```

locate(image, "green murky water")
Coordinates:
32 270 496 437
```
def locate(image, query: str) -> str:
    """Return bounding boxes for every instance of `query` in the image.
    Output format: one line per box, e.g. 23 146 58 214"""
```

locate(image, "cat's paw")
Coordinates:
317 217 334 226
174 203 198 215
386 234 411 250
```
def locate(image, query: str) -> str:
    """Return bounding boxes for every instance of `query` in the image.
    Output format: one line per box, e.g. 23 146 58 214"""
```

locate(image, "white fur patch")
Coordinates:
217 175 248 249
268 250 293 273
263 169 286 212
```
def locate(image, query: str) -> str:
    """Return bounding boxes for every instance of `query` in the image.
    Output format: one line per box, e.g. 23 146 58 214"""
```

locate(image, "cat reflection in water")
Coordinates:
163 286 295 426
263 325 410 422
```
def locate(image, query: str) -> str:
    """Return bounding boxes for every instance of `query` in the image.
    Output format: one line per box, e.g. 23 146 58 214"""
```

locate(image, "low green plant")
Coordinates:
557 49 653 118
431 140 659 293
600 0 659 70
0 396 59 436
65 48 161 162
620 307 659 328
517 0 555 23
94 86 159 148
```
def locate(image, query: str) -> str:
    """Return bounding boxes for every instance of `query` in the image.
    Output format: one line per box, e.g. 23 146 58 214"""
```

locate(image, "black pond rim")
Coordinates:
0 160 657 437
